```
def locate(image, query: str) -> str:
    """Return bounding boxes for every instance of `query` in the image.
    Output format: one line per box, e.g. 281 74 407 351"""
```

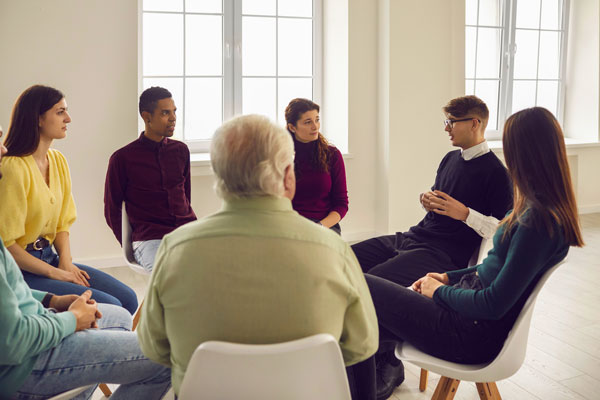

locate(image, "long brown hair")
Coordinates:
284 98 331 173
4 85 65 157
501 107 583 246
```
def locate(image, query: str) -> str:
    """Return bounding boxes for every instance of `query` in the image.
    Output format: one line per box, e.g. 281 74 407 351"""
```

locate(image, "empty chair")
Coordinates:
179 333 352 400
396 259 566 400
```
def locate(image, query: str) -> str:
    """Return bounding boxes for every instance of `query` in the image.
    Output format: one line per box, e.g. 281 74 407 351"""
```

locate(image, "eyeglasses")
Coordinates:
444 118 480 129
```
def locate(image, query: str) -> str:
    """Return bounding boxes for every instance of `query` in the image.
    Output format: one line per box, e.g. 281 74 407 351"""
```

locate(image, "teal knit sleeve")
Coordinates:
433 222 566 320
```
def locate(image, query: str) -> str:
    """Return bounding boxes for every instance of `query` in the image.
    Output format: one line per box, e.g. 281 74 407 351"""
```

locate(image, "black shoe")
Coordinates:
376 353 405 400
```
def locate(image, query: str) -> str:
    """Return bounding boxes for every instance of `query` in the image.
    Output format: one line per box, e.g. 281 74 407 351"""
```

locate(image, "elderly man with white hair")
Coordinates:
137 114 378 399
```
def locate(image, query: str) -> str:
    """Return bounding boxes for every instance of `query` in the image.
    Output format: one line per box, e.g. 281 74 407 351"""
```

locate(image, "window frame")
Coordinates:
466 0 570 140
139 0 323 153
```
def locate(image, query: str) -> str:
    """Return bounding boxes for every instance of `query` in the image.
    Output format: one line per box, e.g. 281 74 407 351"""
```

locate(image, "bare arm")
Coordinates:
7 243 57 277
7 240 86 286
54 232 90 286
320 211 341 228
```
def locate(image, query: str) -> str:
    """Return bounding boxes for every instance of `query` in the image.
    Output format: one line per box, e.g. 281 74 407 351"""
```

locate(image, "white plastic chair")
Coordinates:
413 236 492 391
468 237 492 268
47 385 95 400
396 259 566 400
121 202 151 330
178 333 352 400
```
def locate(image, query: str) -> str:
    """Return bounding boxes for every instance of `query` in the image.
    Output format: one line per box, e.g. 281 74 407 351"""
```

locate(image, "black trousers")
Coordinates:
351 234 456 287
364 274 510 364
346 356 376 400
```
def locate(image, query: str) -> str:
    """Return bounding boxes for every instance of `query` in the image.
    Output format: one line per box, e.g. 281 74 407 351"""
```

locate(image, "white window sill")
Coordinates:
489 137 600 153
190 152 355 177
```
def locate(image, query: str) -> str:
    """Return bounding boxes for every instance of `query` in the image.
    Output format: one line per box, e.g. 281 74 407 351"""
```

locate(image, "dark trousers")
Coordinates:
351 234 456 287
346 356 376 400
365 274 510 364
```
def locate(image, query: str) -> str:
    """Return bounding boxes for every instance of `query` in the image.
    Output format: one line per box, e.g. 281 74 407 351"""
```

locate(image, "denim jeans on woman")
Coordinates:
14 304 171 400
22 246 138 314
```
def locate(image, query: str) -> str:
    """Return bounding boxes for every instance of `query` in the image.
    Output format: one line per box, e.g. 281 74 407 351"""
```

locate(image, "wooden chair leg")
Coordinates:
132 299 144 331
432 376 460 400
419 368 428 391
99 383 112 397
476 382 501 400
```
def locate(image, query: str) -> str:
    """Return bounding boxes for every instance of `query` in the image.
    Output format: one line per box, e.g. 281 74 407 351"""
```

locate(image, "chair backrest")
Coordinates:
121 202 146 271
480 258 566 380
468 236 495 267
468 237 486 267
178 333 352 400
47 385 95 400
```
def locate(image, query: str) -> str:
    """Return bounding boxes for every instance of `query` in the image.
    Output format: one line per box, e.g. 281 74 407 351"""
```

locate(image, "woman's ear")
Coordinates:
287 123 295 134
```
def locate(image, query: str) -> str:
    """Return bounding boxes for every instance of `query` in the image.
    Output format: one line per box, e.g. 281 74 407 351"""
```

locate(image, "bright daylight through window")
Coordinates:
466 0 568 138
142 0 319 153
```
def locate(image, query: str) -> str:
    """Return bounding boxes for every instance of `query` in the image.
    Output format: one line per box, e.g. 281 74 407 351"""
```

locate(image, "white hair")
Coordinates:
210 114 294 199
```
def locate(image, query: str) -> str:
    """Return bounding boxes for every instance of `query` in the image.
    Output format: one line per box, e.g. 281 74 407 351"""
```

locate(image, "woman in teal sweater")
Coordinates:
364 107 584 397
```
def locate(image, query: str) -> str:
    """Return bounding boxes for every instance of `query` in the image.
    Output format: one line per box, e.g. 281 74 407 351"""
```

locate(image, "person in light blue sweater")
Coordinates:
363 107 584 397
0 130 170 399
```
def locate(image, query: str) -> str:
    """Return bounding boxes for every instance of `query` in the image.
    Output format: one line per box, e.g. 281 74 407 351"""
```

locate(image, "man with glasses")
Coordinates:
351 95 513 400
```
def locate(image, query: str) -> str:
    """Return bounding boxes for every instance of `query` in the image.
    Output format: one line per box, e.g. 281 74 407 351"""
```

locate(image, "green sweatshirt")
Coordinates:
434 213 569 320
0 240 76 398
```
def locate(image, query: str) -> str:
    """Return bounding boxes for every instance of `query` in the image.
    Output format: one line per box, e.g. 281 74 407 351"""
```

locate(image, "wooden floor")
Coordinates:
96 213 600 400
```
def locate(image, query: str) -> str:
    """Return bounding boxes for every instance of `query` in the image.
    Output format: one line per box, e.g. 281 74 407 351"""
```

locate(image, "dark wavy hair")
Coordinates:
501 107 583 247
4 85 64 157
284 98 330 173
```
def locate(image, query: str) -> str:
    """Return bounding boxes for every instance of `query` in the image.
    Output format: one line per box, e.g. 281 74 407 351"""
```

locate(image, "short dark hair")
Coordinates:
5 85 64 157
443 95 489 121
139 86 172 117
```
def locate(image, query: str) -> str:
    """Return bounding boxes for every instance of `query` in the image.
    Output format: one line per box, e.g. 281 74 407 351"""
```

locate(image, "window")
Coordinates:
141 0 321 152
466 0 569 137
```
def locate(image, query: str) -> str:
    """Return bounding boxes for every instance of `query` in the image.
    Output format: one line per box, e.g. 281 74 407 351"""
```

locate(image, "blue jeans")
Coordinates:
14 304 171 400
133 239 162 272
23 246 138 314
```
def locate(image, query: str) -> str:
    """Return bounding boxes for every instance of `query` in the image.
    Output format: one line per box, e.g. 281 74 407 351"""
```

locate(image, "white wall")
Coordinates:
0 0 138 265
378 0 466 232
1 0 599 267
564 0 599 141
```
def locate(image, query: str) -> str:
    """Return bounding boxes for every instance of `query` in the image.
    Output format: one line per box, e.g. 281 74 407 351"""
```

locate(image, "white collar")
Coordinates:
461 140 490 161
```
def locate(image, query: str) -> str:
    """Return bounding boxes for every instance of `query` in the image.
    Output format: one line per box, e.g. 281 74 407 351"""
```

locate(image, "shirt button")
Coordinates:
50 198 55 204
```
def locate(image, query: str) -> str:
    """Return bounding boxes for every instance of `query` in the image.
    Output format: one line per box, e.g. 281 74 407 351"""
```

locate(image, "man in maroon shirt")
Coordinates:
104 87 196 271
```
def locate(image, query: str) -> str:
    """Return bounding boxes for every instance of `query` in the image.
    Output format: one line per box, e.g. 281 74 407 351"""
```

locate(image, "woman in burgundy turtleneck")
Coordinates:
284 98 348 235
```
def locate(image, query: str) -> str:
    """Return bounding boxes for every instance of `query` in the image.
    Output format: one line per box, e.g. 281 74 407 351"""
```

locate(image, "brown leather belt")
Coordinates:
25 237 50 251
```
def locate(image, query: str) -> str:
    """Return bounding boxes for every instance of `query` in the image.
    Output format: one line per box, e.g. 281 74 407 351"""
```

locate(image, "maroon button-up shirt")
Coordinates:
104 133 197 244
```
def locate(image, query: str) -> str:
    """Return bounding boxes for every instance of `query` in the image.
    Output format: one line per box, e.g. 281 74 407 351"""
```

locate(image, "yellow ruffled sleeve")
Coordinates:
50 150 77 233
0 157 30 247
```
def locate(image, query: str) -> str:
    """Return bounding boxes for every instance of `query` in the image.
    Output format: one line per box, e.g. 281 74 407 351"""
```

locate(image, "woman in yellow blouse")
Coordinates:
0 85 137 314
